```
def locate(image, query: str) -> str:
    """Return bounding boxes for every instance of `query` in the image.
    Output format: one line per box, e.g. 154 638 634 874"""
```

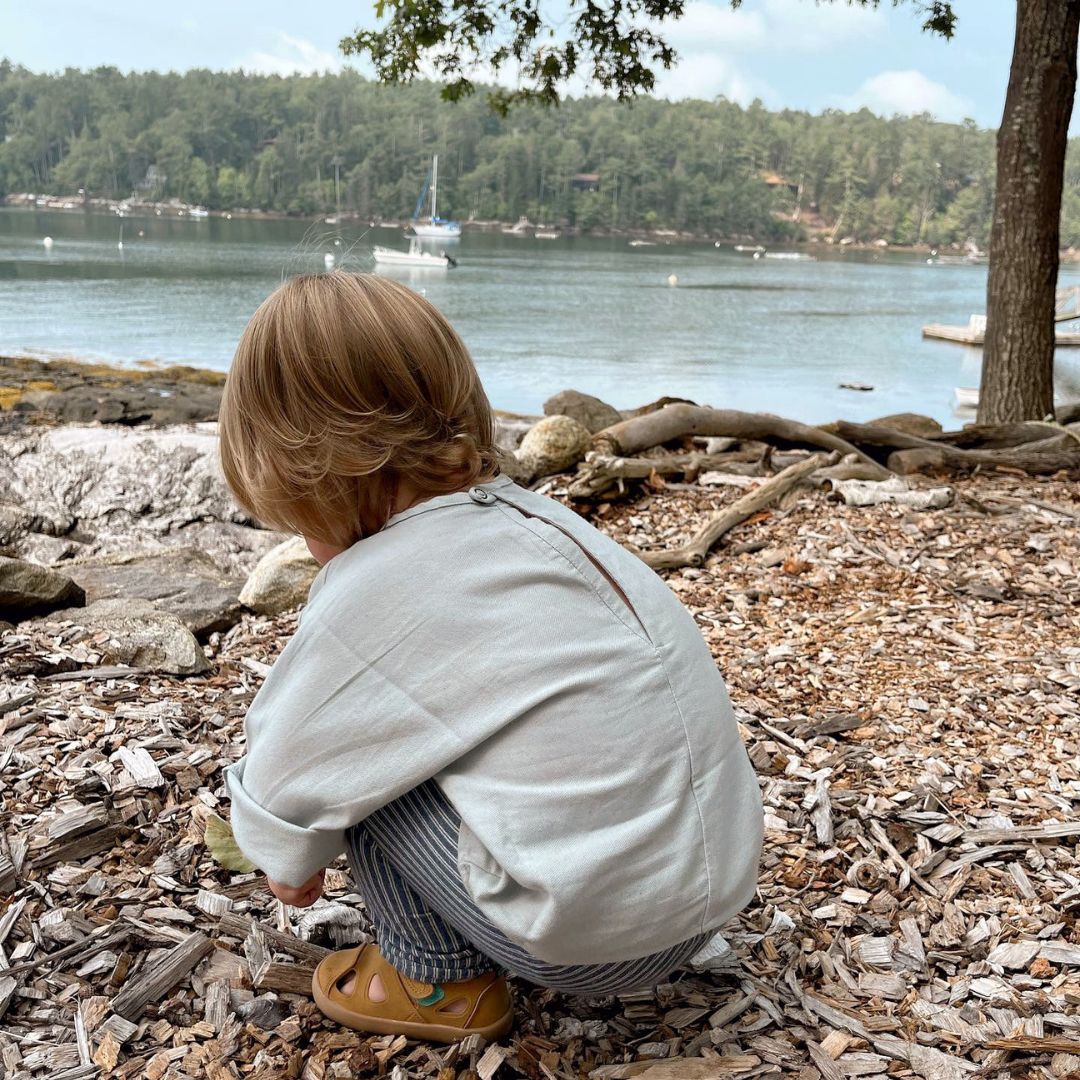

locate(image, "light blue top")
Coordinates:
226 475 762 964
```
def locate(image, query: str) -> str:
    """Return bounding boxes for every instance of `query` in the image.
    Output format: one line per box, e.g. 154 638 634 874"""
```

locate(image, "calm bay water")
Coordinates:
3 207 1079 424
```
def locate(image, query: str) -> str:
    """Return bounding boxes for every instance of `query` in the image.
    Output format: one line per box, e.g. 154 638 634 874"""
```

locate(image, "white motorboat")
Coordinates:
411 155 461 239
733 244 765 253
954 387 979 410
373 238 456 269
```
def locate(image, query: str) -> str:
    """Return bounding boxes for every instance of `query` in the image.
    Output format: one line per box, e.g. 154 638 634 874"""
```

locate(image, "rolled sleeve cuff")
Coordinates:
225 760 345 887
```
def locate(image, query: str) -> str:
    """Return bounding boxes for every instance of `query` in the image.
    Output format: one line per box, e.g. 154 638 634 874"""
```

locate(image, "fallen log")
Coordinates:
639 453 835 571
834 418 1080 457
937 421 1072 449
889 434 1080 475
592 405 889 477
829 421 941 453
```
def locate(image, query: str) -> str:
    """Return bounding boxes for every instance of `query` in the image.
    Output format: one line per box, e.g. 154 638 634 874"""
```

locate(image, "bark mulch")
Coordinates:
1 470 1078 1080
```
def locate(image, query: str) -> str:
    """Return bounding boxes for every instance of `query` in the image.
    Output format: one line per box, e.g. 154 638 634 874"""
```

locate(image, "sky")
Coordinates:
2 0 1018 129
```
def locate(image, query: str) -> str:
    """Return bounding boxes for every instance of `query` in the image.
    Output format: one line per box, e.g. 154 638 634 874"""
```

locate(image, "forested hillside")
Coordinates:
4 61 1080 245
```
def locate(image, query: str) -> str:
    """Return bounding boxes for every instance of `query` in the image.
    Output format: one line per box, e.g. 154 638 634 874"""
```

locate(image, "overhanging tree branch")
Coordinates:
341 0 954 111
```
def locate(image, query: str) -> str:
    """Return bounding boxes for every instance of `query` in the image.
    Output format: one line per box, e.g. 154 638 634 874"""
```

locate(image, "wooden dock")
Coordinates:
924 285 1080 346
923 322 1080 346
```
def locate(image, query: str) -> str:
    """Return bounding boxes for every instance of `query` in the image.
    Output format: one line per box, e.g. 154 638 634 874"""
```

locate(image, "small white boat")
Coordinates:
373 238 455 269
733 244 765 253
411 154 461 239
188 207 210 219
764 251 816 261
535 229 560 240
629 239 656 247
954 387 979 410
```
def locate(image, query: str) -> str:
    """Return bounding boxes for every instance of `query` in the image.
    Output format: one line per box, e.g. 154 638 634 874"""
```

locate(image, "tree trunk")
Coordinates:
980 0 1080 423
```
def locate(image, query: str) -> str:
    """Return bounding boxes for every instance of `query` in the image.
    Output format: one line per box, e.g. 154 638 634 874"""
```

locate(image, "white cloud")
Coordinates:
663 3 768 51
656 52 770 104
841 69 975 121
650 3 767 102
237 33 342 76
759 0 885 52
647 0 882 103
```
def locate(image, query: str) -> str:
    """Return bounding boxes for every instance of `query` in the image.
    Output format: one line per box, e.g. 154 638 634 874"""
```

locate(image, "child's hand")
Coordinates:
266 868 325 907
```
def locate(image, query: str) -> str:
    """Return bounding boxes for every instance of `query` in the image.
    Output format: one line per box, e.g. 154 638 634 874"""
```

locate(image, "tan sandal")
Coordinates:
311 943 514 1043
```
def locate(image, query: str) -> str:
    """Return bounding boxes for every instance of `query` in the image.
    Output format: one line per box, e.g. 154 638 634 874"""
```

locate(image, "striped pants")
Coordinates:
344 780 712 993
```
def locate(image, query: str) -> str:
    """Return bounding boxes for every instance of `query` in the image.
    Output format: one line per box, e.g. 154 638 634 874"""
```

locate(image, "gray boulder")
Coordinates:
543 390 622 434
866 413 944 439
66 548 243 638
0 557 85 620
41 598 209 675
516 415 592 480
0 424 237 543
239 537 320 616
0 424 282 576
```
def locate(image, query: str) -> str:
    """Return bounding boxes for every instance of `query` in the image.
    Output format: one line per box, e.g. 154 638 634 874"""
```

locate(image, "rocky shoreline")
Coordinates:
0 354 542 665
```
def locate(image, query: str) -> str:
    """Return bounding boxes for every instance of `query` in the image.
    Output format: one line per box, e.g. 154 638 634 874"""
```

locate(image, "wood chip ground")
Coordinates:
1 470 1078 1079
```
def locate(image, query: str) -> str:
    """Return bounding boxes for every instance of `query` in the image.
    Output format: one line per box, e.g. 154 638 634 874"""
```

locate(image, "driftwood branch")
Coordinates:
889 434 1080 475
639 453 835 571
568 450 812 498
593 405 889 476
568 451 759 499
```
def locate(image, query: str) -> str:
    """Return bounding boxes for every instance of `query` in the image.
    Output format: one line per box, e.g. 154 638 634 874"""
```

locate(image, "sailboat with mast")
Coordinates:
410 154 462 239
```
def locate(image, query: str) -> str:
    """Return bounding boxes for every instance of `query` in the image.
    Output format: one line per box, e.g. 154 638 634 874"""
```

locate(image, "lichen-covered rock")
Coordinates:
543 389 623 434
0 424 282 575
239 537 320 616
40 598 209 675
0 556 85 619
515 415 592 480
67 548 244 638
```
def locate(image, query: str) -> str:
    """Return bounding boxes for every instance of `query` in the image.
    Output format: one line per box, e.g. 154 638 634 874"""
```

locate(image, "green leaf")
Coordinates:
204 813 256 873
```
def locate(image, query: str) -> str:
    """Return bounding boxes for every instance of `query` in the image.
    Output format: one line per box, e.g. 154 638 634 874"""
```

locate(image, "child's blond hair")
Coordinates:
219 272 497 546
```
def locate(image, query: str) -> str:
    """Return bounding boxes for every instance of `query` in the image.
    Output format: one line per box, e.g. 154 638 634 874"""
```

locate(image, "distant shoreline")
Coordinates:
1 192 1003 259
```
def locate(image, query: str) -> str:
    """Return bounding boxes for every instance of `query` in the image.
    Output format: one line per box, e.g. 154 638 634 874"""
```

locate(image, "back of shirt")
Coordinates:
226 475 763 964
